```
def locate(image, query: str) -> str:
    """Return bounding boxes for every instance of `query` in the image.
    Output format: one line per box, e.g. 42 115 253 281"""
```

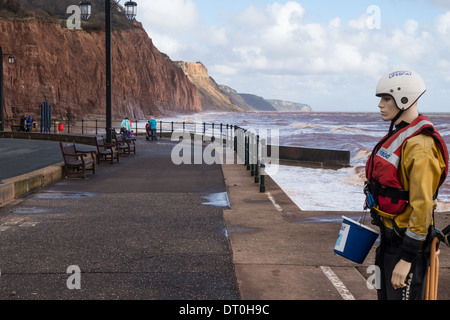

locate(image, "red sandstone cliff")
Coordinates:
175 61 243 112
0 19 202 119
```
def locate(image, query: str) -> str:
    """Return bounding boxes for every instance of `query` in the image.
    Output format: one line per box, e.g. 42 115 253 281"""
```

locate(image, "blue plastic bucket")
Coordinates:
334 216 379 264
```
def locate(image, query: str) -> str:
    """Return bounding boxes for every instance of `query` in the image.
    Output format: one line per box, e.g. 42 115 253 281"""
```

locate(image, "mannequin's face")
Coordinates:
378 95 399 122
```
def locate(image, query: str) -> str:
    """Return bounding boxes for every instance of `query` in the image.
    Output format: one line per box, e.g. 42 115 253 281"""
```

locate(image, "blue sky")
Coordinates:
137 0 450 112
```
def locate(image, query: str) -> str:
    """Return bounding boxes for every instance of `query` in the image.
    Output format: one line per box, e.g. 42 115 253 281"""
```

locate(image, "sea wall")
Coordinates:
269 145 350 168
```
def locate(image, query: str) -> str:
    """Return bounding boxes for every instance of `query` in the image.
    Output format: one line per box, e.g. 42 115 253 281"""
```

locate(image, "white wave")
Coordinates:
161 111 450 212
268 164 449 212
289 122 324 129
439 129 450 137
352 149 371 161
267 165 366 211
436 201 450 212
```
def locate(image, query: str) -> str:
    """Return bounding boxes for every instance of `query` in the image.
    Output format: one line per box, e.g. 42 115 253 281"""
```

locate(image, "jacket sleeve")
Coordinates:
400 135 444 262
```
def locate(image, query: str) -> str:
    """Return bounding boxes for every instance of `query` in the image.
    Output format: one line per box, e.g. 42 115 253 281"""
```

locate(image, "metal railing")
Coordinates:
4 118 238 137
3 117 272 192
233 125 268 192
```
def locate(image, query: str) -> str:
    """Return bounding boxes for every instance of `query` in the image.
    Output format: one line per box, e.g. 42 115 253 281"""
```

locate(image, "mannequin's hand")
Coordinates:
391 259 412 290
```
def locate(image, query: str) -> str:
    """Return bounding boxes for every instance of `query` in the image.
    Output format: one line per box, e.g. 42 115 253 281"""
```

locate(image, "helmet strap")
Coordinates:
389 109 405 136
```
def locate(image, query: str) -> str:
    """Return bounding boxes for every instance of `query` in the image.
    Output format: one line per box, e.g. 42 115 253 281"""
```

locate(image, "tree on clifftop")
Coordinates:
0 0 23 13
10 0 138 31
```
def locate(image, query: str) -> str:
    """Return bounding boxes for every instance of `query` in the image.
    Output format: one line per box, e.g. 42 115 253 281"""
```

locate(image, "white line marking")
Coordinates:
320 266 355 300
19 222 38 227
265 192 283 212
3 217 23 225
0 217 24 232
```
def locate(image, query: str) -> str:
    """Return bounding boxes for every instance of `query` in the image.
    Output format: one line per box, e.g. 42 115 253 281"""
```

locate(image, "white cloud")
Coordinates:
266 1 305 33
334 43 363 71
138 0 201 57
232 46 269 70
201 25 229 47
328 17 341 28
404 19 419 35
147 32 186 56
137 1 450 112
347 14 371 30
138 0 199 31
434 11 450 35
427 0 450 10
211 64 238 77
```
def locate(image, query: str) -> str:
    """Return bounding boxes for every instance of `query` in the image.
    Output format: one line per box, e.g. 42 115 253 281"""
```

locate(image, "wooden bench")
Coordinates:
59 142 96 179
95 136 119 164
115 133 131 155
127 135 137 154
112 129 136 155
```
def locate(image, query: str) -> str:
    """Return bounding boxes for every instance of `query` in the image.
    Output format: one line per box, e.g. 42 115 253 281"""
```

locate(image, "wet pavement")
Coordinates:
0 137 239 300
0 135 449 303
0 139 65 180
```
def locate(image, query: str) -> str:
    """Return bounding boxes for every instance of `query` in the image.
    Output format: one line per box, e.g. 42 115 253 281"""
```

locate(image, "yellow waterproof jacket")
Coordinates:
382 134 447 243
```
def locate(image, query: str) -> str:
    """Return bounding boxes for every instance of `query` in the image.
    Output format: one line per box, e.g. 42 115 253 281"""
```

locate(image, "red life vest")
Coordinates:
365 115 449 215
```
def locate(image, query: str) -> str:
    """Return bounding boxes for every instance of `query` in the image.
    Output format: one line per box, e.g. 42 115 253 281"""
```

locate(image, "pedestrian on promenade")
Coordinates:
26 115 34 132
149 117 157 141
120 117 131 138
19 114 26 131
364 69 448 300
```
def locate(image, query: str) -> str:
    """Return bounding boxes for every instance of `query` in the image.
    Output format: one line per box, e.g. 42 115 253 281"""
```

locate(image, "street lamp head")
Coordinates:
8 56 14 65
79 1 92 20
124 1 137 20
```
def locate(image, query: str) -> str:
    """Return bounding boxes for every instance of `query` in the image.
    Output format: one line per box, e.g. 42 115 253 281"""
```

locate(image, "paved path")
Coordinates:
0 138 239 299
221 149 450 301
0 136 449 302
0 139 64 180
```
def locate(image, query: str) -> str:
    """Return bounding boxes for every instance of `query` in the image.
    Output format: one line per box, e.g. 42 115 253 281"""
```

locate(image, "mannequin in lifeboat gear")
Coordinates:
365 69 448 300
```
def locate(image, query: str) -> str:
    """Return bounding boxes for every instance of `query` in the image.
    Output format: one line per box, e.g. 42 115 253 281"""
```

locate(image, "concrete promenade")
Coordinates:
0 136 449 301
0 137 238 300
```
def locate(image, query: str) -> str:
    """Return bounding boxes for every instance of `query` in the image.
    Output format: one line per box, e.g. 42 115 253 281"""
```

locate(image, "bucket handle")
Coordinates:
357 211 369 229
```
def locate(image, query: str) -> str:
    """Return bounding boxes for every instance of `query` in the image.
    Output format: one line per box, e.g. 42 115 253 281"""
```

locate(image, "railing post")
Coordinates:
243 130 246 166
96 119 98 135
255 135 260 183
229 124 233 149
260 164 266 192
250 133 255 176
81 119 84 134
245 130 250 170
240 127 244 162
233 126 237 152
231 125 235 150
226 124 230 149
260 138 266 192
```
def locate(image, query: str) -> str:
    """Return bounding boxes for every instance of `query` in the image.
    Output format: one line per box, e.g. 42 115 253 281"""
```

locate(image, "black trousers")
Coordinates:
375 225 432 300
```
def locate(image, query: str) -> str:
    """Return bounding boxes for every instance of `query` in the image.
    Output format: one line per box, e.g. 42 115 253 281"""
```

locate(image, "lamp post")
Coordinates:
0 45 15 132
79 0 137 143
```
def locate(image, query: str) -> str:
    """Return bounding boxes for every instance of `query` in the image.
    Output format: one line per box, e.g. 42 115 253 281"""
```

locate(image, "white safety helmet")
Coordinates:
376 69 426 110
